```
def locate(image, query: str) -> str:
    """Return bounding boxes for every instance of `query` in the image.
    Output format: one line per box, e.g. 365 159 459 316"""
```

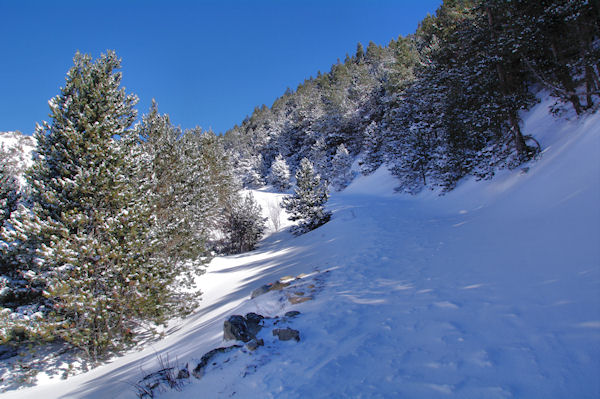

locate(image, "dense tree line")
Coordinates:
0 52 265 360
224 0 598 193
0 0 597 363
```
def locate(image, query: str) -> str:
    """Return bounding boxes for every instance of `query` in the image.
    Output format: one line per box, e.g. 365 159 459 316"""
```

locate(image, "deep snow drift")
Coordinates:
2 100 599 398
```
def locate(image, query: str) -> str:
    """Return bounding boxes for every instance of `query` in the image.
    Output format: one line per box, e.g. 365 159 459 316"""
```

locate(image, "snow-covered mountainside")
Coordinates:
3 100 599 398
0 131 35 184
0 131 35 158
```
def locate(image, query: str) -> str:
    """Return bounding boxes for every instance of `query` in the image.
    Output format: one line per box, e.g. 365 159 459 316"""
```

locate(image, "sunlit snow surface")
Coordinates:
4 99 600 398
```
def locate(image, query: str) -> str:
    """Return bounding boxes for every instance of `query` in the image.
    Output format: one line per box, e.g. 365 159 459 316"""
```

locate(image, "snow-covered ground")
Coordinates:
3 99 599 398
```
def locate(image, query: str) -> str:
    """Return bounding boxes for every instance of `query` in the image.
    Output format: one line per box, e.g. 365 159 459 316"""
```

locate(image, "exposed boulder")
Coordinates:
273 328 300 342
192 345 242 379
250 281 291 299
245 312 264 337
250 285 270 299
288 295 313 304
246 338 264 351
223 315 251 342
223 313 265 342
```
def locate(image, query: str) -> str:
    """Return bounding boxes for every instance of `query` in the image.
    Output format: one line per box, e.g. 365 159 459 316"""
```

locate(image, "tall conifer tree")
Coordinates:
1 52 199 359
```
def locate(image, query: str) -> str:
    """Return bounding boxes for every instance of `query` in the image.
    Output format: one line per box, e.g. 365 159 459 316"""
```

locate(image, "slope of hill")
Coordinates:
0 131 35 184
2 99 599 398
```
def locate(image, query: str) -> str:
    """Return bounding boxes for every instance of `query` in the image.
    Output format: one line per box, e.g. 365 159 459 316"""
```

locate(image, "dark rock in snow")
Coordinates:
245 312 264 324
288 295 313 304
251 285 271 299
250 281 291 299
192 345 241 379
284 310 301 318
223 315 252 342
246 338 264 351
270 281 291 291
140 367 174 383
224 313 265 342
273 328 300 342
245 312 264 336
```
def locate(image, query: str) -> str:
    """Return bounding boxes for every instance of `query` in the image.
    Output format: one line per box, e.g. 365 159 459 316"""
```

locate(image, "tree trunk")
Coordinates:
486 6 527 159
577 29 600 109
550 41 583 115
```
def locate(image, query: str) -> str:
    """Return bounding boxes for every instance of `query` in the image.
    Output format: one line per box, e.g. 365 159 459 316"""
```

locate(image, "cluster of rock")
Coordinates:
135 273 326 397
135 311 301 398
223 311 301 348
223 312 265 344
250 273 319 305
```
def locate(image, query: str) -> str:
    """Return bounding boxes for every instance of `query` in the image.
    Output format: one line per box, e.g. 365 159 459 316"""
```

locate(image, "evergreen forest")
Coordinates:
0 0 598 361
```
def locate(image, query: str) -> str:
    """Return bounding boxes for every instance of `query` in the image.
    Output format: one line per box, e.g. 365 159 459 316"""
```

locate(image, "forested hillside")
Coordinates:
0 0 598 380
224 0 598 192
0 53 266 362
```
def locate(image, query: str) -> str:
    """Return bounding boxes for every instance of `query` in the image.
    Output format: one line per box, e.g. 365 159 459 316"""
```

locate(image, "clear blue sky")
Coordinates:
0 0 441 135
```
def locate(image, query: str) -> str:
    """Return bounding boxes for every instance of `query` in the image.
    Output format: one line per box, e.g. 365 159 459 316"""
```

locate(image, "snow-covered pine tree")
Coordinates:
137 102 211 267
0 153 23 310
508 0 599 115
223 192 266 254
239 154 265 188
133 102 208 314
330 143 354 191
384 74 442 193
309 137 331 181
0 51 200 359
268 154 291 192
359 121 384 175
190 129 239 237
0 142 25 184
282 158 331 235
0 154 19 227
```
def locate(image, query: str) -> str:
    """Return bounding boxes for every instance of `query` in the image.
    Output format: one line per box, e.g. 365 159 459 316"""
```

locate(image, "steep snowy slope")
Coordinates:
2 100 599 398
